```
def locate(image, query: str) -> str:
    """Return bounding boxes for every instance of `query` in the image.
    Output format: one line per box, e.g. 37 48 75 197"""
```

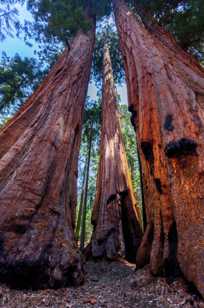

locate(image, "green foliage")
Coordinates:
119 104 142 204
76 205 93 244
24 0 111 70
89 1 112 19
84 207 93 243
27 0 90 45
0 115 10 128
78 98 101 196
77 98 101 243
26 0 111 46
167 0 204 56
0 52 44 116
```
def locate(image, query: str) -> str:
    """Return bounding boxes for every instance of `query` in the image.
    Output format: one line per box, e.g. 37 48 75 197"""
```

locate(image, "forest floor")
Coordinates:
0 259 203 308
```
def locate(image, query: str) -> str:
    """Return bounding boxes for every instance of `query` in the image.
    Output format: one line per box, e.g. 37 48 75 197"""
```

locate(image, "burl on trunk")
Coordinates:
0 29 95 289
114 0 204 297
91 46 142 262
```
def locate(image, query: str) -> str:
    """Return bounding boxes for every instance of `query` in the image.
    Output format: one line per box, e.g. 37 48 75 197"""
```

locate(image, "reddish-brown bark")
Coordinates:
0 29 95 289
91 46 142 262
114 0 204 297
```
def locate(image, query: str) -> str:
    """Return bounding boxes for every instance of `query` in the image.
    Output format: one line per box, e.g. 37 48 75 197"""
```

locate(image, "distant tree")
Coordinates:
91 46 142 261
76 99 101 245
93 23 124 87
79 119 93 250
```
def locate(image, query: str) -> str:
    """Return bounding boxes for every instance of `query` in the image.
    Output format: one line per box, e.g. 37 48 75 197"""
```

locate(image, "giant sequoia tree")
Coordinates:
91 46 142 262
0 24 95 288
1 0 204 297
114 0 204 296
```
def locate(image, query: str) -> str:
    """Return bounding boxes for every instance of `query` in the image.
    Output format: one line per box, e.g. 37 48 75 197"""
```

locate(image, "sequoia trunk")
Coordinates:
0 28 95 289
91 46 142 262
114 0 204 297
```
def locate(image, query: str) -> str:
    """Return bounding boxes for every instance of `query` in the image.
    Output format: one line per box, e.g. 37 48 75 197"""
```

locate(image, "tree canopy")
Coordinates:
0 0 23 40
93 23 124 87
2 0 203 98
0 53 44 116
1 0 204 60
26 0 111 46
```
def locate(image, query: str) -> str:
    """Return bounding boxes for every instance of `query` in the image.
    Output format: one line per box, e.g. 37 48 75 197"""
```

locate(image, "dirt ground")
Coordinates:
0 259 203 308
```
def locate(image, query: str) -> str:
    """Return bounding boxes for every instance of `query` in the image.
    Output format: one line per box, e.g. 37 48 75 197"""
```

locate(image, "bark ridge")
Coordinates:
0 29 95 289
114 0 204 297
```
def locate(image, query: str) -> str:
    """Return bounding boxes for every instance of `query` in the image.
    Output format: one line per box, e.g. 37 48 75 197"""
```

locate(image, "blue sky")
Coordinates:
1 3 35 57
1 2 128 104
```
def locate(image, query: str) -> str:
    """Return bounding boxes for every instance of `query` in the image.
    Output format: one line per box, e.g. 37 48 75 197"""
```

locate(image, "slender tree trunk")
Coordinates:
80 121 93 250
75 160 87 242
0 28 95 289
91 46 142 262
114 0 204 297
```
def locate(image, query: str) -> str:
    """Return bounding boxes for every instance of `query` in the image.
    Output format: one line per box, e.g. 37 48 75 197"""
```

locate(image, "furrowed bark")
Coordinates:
114 0 204 297
91 46 142 262
0 28 95 289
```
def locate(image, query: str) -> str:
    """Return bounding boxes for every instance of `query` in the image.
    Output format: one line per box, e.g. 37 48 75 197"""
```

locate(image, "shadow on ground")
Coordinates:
0 259 203 307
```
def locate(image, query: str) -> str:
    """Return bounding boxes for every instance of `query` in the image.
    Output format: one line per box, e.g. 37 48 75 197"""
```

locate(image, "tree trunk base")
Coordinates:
0 243 84 289
136 220 181 282
91 226 120 260
177 224 204 297
136 223 153 269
